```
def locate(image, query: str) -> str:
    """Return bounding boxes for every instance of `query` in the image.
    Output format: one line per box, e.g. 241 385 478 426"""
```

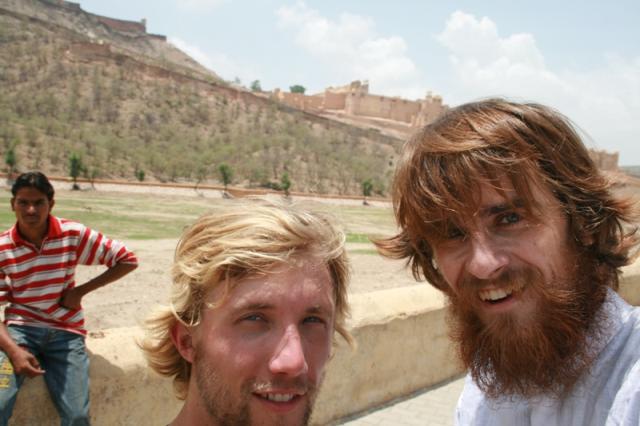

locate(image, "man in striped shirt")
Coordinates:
0 172 138 425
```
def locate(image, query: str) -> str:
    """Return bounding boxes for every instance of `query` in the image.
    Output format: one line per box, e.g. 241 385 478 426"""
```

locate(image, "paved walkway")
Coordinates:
337 376 466 426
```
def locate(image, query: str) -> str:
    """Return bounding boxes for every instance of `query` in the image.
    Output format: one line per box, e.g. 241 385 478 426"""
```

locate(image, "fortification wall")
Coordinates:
273 80 447 128
41 0 80 11
412 96 447 128
273 92 323 111
35 0 149 36
322 91 346 110
390 98 421 123
94 15 145 34
305 94 324 110
589 149 619 171
276 91 305 110
346 93 421 123
147 33 167 41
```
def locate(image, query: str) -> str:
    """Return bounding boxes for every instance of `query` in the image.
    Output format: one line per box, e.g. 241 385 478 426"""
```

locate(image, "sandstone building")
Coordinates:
272 80 448 131
41 0 166 40
589 149 619 172
271 82 619 171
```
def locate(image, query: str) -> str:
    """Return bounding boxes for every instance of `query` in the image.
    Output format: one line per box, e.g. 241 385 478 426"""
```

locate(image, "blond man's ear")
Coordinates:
171 322 195 363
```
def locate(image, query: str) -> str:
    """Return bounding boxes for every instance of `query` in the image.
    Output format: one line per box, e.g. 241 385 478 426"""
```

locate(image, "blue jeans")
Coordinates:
0 325 90 426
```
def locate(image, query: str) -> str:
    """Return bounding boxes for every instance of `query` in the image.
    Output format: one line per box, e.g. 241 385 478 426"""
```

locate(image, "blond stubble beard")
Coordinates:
194 345 315 426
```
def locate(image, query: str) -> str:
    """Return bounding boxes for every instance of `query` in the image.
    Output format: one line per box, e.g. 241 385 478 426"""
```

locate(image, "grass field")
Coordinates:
0 187 399 243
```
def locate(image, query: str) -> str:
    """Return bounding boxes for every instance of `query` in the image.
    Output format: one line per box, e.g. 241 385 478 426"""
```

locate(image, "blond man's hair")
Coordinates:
140 201 351 398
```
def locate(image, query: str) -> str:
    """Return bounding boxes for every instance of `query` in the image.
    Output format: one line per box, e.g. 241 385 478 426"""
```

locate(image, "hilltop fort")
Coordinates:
271 80 448 138
0 0 621 185
1 0 218 79
42 0 161 38
270 81 619 171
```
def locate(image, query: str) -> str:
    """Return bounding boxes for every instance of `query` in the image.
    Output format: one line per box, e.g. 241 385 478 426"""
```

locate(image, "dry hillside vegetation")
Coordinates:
0 2 401 196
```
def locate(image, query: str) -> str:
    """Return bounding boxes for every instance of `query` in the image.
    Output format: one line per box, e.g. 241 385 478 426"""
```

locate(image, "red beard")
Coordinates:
447 265 608 399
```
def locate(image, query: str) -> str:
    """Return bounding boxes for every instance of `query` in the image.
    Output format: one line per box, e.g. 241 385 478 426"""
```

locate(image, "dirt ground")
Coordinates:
32 176 640 332
79 237 424 332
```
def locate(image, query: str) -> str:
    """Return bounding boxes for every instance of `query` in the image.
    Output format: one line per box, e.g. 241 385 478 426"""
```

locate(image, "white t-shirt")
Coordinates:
455 289 640 426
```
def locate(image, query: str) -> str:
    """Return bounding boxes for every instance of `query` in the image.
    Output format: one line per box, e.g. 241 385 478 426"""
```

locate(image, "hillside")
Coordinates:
0 0 401 196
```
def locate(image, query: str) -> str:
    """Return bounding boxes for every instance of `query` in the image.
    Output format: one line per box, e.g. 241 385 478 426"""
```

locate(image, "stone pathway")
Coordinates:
337 376 465 426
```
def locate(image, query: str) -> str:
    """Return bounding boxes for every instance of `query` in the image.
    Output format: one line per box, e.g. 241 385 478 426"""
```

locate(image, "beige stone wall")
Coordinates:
34 0 155 38
314 286 459 423
305 94 324 110
346 94 422 123
95 15 146 34
276 91 306 109
412 94 448 128
272 91 324 111
390 99 422 123
273 80 448 129
589 149 619 171
43 0 81 11
322 90 346 110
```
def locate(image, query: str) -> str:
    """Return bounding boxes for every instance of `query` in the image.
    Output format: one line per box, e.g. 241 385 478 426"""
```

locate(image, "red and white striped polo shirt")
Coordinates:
0 215 138 336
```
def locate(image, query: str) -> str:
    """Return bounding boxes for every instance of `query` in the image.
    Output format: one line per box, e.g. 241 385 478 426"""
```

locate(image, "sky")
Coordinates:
78 0 640 165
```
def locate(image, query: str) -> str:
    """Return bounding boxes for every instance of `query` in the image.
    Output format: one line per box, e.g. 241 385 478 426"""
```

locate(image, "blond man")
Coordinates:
141 202 351 426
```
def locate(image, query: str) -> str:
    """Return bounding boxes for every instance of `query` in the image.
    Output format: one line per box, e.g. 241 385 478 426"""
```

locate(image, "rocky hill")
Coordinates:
0 0 401 196
1 0 220 81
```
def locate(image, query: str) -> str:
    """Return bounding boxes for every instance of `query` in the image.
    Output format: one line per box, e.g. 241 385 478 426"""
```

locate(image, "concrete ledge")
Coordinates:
10 271 640 425
312 285 460 424
10 327 180 425
619 262 640 306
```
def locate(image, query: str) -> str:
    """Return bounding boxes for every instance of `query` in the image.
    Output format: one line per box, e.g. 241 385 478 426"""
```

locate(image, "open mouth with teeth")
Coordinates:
259 393 298 403
478 282 525 305
253 392 306 415
254 391 306 411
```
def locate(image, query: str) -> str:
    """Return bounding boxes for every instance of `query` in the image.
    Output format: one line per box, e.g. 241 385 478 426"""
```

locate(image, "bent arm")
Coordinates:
60 262 138 310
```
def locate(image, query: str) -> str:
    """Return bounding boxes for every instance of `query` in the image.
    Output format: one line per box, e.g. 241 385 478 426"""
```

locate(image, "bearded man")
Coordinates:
377 99 640 425
140 202 352 426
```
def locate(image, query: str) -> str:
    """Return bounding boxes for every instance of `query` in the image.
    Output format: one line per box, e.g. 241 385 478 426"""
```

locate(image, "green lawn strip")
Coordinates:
0 190 397 242
0 191 208 240
346 233 371 243
348 248 379 255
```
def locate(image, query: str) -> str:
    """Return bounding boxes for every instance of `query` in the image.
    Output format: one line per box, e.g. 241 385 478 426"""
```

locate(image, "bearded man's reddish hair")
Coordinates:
377 98 637 292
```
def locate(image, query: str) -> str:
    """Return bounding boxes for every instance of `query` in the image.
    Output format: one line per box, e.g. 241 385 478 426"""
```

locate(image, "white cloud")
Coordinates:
176 0 228 12
438 11 545 70
169 37 258 84
437 11 640 164
276 2 425 99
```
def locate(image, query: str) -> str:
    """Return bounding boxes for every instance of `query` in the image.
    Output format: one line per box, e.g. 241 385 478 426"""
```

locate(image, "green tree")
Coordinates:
135 168 145 182
289 85 306 94
92 67 103 108
69 152 84 190
194 163 208 192
5 146 17 182
218 163 233 192
250 80 262 92
280 172 291 197
85 166 100 189
67 78 80 121
362 179 373 196
362 178 373 205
